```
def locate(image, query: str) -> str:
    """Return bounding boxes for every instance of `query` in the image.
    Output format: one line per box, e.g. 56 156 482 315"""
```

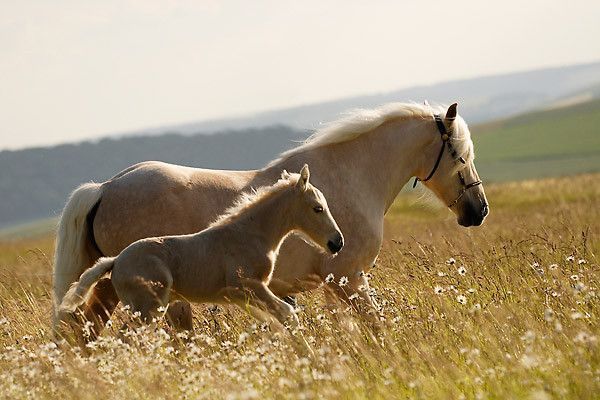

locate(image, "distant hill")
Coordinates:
1 97 600 229
122 61 600 138
0 125 310 228
473 98 600 182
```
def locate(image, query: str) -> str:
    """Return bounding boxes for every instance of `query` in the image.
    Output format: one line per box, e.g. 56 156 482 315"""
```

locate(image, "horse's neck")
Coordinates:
369 119 431 211
231 189 293 252
270 118 430 213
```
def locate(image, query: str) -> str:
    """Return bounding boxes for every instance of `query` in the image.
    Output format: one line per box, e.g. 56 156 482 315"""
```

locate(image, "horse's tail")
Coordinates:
53 182 103 325
59 257 115 313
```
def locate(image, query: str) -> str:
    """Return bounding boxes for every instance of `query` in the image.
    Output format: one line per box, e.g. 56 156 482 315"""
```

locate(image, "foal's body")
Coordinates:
60 167 343 329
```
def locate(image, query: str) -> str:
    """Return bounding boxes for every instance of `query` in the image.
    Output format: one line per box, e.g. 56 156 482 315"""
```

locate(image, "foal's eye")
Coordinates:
313 206 324 213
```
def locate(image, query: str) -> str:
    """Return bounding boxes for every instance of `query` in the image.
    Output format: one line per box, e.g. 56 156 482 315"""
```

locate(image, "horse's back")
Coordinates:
93 161 256 256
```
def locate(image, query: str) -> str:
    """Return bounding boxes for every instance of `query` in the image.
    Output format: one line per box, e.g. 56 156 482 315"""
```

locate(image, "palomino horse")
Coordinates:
53 102 488 333
60 165 343 331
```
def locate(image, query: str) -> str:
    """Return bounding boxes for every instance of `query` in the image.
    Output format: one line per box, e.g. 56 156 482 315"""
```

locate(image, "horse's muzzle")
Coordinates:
458 200 489 227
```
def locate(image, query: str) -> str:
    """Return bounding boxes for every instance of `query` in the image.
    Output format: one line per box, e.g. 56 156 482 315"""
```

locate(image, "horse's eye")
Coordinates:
313 206 324 213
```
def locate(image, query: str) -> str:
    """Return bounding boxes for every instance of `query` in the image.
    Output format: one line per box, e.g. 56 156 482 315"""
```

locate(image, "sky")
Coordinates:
1 0 599 150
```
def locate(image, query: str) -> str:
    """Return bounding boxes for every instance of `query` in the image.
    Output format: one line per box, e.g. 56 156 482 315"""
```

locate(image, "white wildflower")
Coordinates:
325 273 334 283
574 331 597 344
237 332 249 345
520 353 538 368
544 308 554 322
520 330 535 342
570 311 584 320
446 257 456 265
457 266 467 276
434 285 444 295
456 295 467 305
554 321 563 332
339 276 349 287
469 303 482 313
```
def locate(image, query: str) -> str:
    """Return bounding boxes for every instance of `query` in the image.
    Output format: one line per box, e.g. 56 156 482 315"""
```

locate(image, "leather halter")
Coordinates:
413 114 482 208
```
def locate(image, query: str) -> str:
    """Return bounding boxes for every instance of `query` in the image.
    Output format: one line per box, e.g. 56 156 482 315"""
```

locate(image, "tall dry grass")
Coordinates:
0 174 598 399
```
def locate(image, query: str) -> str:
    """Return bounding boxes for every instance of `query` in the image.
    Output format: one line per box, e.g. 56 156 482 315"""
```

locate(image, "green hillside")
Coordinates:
472 99 600 182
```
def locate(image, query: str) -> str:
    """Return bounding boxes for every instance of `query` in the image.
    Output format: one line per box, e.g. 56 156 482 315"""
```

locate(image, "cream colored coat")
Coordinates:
53 102 488 332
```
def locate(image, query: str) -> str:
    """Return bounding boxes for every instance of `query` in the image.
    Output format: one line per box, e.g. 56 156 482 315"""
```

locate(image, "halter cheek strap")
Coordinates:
412 115 450 188
413 114 482 208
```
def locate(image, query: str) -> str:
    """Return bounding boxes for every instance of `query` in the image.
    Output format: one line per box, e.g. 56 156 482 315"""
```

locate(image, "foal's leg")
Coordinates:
80 278 120 340
238 279 299 327
113 260 173 328
165 300 193 331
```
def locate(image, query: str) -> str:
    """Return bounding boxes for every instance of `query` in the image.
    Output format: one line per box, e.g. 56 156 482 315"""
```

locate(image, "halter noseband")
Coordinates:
413 114 482 208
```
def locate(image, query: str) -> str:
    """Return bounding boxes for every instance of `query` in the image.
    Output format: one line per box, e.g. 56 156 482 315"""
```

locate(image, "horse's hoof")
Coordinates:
282 296 297 308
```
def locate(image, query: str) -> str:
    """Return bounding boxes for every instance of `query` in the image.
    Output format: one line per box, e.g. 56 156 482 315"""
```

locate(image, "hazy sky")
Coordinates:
1 1 599 150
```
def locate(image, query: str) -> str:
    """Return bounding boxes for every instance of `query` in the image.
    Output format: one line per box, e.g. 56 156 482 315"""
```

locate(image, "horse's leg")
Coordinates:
325 274 378 311
80 278 120 341
320 251 380 316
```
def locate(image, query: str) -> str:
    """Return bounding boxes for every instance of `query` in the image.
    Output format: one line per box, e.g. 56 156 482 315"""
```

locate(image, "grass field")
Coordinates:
473 99 600 182
0 174 598 399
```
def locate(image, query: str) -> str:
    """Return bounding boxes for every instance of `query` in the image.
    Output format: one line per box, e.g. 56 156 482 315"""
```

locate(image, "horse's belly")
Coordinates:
93 164 249 255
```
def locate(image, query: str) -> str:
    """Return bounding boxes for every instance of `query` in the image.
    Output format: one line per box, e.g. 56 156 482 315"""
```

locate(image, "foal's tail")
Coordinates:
53 182 103 325
59 257 115 313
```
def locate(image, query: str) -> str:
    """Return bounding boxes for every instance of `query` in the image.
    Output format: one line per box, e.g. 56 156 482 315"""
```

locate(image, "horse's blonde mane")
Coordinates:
209 173 300 228
269 102 474 166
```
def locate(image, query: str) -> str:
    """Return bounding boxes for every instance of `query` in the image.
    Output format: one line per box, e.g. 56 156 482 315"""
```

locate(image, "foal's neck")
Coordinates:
232 189 294 253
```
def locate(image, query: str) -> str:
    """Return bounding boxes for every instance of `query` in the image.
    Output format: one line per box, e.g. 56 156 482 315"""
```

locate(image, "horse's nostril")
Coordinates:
482 202 489 217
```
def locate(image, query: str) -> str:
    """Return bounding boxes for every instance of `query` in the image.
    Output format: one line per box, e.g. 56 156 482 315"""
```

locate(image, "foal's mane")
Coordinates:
268 102 474 166
209 174 299 228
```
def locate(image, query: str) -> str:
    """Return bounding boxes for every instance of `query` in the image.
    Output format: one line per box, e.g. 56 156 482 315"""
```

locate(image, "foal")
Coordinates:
60 165 343 332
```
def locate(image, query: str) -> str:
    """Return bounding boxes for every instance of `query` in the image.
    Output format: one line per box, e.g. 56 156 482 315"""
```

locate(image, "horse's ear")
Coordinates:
297 164 310 191
446 103 458 120
281 169 291 180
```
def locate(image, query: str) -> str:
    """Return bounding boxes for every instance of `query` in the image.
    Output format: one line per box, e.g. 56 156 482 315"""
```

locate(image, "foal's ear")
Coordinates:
281 169 291 180
297 164 310 191
446 103 458 120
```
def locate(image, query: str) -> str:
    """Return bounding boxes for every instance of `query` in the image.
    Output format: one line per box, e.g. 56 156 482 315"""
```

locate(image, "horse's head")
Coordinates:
287 165 344 254
415 103 489 227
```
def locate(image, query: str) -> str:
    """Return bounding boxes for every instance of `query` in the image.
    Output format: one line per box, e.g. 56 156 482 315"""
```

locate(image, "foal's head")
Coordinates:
286 165 344 254
415 103 489 227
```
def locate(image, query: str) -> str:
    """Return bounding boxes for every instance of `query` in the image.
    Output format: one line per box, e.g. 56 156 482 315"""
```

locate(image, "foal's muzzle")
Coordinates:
327 233 344 254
